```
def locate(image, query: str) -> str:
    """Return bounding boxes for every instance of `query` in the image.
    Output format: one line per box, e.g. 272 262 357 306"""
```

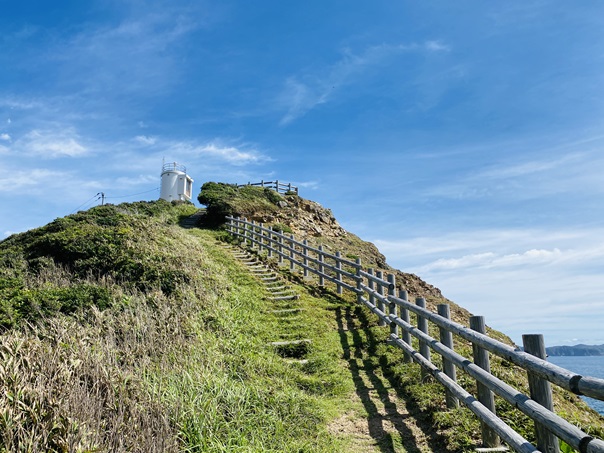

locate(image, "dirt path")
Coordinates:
328 306 453 453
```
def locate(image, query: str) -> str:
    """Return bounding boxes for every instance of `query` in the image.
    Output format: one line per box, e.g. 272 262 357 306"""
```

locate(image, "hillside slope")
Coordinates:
1 194 602 452
199 183 472 325
0 201 359 452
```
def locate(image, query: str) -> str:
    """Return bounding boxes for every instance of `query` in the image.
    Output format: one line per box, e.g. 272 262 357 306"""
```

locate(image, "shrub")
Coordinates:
271 223 293 234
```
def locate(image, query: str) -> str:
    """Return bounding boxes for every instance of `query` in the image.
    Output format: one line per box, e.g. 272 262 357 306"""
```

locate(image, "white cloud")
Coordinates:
0 133 10 141
424 40 450 52
134 135 156 145
0 168 70 192
16 129 88 158
196 143 264 164
163 140 270 166
419 248 563 272
114 174 157 187
295 180 320 190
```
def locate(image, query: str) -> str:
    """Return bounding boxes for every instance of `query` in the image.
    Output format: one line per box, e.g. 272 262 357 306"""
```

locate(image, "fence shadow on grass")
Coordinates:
335 305 452 453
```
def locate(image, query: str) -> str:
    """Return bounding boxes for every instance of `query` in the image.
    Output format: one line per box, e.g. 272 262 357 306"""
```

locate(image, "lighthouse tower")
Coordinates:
160 162 194 202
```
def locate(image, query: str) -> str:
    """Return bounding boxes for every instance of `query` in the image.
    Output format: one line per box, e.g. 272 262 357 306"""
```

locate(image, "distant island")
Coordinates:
547 344 604 356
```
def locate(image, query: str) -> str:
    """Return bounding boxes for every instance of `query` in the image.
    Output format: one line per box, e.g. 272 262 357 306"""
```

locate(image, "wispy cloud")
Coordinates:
14 129 88 158
47 9 200 97
134 135 156 145
0 133 10 141
277 41 450 125
422 146 604 201
0 168 70 192
419 248 563 272
163 139 271 166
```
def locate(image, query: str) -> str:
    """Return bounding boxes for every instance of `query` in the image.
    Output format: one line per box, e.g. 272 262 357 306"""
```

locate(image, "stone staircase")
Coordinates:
180 209 206 229
221 243 311 363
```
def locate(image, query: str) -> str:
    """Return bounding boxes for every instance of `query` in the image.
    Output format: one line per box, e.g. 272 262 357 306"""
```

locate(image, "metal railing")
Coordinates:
226 216 604 453
237 180 299 194
162 162 187 174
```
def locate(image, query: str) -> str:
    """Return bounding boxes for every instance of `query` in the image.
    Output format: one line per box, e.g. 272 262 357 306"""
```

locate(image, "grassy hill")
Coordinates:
0 193 602 452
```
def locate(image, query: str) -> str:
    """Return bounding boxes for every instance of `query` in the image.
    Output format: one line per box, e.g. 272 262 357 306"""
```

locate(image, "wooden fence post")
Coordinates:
258 222 264 253
335 251 342 295
470 316 500 448
388 274 397 337
399 290 411 363
318 245 324 286
267 228 273 258
251 221 257 249
275 179 279 193
278 235 284 265
289 234 295 271
243 218 249 246
523 334 560 453
437 304 459 409
355 258 362 305
376 271 386 327
416 297 430 379
368 268 375 308
303 239 309 278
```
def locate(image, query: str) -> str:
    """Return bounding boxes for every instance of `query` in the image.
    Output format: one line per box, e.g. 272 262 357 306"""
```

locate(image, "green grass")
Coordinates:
2 198 602 452
0 201 355 452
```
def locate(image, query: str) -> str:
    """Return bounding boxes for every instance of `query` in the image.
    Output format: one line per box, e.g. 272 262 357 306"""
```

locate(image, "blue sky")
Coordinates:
2 1 604 347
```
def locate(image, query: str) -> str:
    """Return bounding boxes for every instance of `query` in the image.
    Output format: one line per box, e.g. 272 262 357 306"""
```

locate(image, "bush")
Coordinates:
271 223 293 234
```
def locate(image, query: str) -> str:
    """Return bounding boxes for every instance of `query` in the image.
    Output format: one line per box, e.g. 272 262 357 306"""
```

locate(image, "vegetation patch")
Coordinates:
197 182 283 225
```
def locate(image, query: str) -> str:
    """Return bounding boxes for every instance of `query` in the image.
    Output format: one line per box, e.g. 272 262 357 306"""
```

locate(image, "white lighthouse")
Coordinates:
160 162 194 202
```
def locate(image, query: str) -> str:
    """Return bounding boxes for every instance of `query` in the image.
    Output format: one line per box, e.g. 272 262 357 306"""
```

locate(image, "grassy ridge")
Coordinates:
2 198 602 452
0 201 352 452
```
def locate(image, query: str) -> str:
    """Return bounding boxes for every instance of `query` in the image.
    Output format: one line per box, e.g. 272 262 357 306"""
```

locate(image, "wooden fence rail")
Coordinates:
236 179 299 194
226 216 604 453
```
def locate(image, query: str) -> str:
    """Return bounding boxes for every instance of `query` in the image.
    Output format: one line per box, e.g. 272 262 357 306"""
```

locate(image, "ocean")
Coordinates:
548 355 604 415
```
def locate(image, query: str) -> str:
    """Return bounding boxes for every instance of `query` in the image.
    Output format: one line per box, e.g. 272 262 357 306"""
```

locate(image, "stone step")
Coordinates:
270 295 299 301
271 308 302 314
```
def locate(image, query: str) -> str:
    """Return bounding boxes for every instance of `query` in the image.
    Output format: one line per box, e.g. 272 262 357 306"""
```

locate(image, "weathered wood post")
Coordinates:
416 297 430 379
258 222 264 253
399 290 411 363
261 179 265 187
376 270 386 327
243 217 249 246
437 304 459 409
252 221 258 249
355 258 362 305
288 183 292 193
388 274 397 337
267 228 273 258
303 239 309 278
523 334 560 453
335 251 343 295
278 234 284 265
275 179 279 192
289 234 296 271
318 245 325 286
368 268 375 309
470 316 500 448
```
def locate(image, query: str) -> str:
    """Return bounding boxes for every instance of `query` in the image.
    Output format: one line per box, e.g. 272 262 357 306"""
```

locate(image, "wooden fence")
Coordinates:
226 216 604 453
237 180 299 194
